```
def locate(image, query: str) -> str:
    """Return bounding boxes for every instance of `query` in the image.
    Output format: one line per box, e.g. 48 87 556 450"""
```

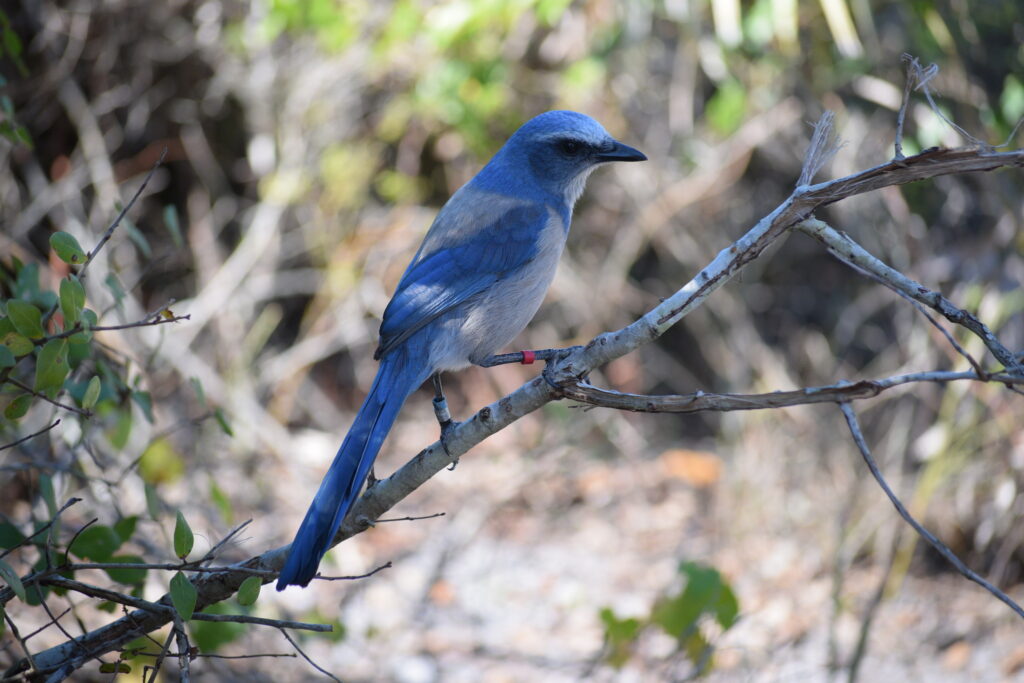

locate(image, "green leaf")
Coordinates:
6 300 44 339
49 232 87 265
705 79 747 136
33 339 70 396
209 479 233 523
4 394 31 420
132 391 154 423
2 26 23 58
138 438 184 485
652 562 737 643
173 511 194 559
0 558 26 602
113 515 138 542
39 474 57 517
213 407 233 436
82 376 101 409
190 377 206 407
109 407 133 450
68 308 98 344
104 273 126 305
163 204 184 247
0 522 26 549
104 554 147 586
2 332 33 357
0 344 14 368
144 482 161 519
170 572 197 621
236 576 261 606
59 276 86 326
98 662 132 674
599 606 642 668
71 525 123 561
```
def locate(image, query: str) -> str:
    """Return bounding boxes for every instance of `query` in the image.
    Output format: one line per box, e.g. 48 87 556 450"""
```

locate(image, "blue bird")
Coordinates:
277 110 646 589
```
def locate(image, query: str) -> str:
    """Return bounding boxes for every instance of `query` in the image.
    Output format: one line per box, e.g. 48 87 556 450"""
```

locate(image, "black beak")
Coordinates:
595 139 647 163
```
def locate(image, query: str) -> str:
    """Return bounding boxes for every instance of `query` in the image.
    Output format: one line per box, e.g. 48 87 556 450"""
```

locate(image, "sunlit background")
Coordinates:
2 0 1024 680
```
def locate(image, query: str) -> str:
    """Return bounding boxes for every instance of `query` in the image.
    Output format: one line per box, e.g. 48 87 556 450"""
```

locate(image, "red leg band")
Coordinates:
521 350 536 365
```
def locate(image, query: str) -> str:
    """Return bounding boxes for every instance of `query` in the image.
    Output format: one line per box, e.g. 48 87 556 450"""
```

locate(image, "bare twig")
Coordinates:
0 420 62 452
376 512 446 523
556 370 1021 414
798 111 841 186
174 616 191 682
838 402 1024 620
190 613 332 633
145 628 177 683
2 378 91 417
43 313 191 343
798 218 1024 375
78 147 167 281
0 497 81 563
4 612 37 677
314 561 393 582
278 628 341 683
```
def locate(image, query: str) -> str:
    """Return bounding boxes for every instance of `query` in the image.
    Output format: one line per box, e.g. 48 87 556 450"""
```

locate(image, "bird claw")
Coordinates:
439 418 460 469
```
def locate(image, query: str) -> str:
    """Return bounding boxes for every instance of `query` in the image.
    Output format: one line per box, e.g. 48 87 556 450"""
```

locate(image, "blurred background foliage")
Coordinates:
1 0 1023 680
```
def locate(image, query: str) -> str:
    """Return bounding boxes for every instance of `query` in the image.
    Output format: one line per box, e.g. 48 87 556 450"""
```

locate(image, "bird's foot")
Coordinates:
432 390 460 467
540 345 585 391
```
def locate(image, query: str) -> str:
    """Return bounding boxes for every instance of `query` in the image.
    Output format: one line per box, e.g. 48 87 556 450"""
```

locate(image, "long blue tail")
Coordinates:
277 350 429 589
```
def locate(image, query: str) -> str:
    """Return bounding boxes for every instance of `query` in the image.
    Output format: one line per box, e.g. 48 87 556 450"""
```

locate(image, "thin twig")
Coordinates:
22 606 74 642
278 628 341 683
556 369 1021 414
838 402 1024 620
200 519 253 565
376 512 446 523
42 313 191 343
798 218 1024 375
2 378 91 417
314 561 392 582
146 628 176 683
173 616 191 682
4 611 37 677
63 561 274 576
0 420 62 452
191 613 332 633
0 498 81 563
78 147 167 281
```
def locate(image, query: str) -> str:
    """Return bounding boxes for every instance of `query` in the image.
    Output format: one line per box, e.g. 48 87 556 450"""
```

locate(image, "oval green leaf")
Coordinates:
82 376 101 409
4 394 31 420
59 277 86 326
6 300 44 339
3 332 34 357
237 576 261 606
170 572 197 621
0 559 26 602
173 511 194 559
49 232 87 265
33 339 69 396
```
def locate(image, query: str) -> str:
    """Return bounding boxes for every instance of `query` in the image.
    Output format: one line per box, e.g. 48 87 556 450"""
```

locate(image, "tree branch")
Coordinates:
12 117 1024 681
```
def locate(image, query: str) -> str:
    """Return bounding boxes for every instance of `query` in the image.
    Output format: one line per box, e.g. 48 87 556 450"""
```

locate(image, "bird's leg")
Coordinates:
477 348 565 367
478 346 586 390
432 373 459 467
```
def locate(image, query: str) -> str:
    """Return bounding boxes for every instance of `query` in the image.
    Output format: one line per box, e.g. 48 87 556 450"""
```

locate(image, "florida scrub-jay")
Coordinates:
277 110 646 589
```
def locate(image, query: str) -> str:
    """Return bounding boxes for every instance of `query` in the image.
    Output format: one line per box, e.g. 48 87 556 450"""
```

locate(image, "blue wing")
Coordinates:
375 202 548 359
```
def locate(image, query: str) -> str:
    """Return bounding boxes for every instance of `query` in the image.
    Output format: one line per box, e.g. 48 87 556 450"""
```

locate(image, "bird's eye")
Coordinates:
558 139 582 156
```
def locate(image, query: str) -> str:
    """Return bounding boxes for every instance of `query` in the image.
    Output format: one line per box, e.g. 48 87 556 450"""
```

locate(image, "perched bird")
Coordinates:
277 110 646 589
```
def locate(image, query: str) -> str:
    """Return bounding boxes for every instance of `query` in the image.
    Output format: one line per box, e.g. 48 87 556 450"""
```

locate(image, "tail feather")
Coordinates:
277 351 429 589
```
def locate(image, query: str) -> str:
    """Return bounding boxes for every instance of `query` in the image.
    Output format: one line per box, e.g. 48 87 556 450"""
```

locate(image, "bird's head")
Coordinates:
497 110 647 206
